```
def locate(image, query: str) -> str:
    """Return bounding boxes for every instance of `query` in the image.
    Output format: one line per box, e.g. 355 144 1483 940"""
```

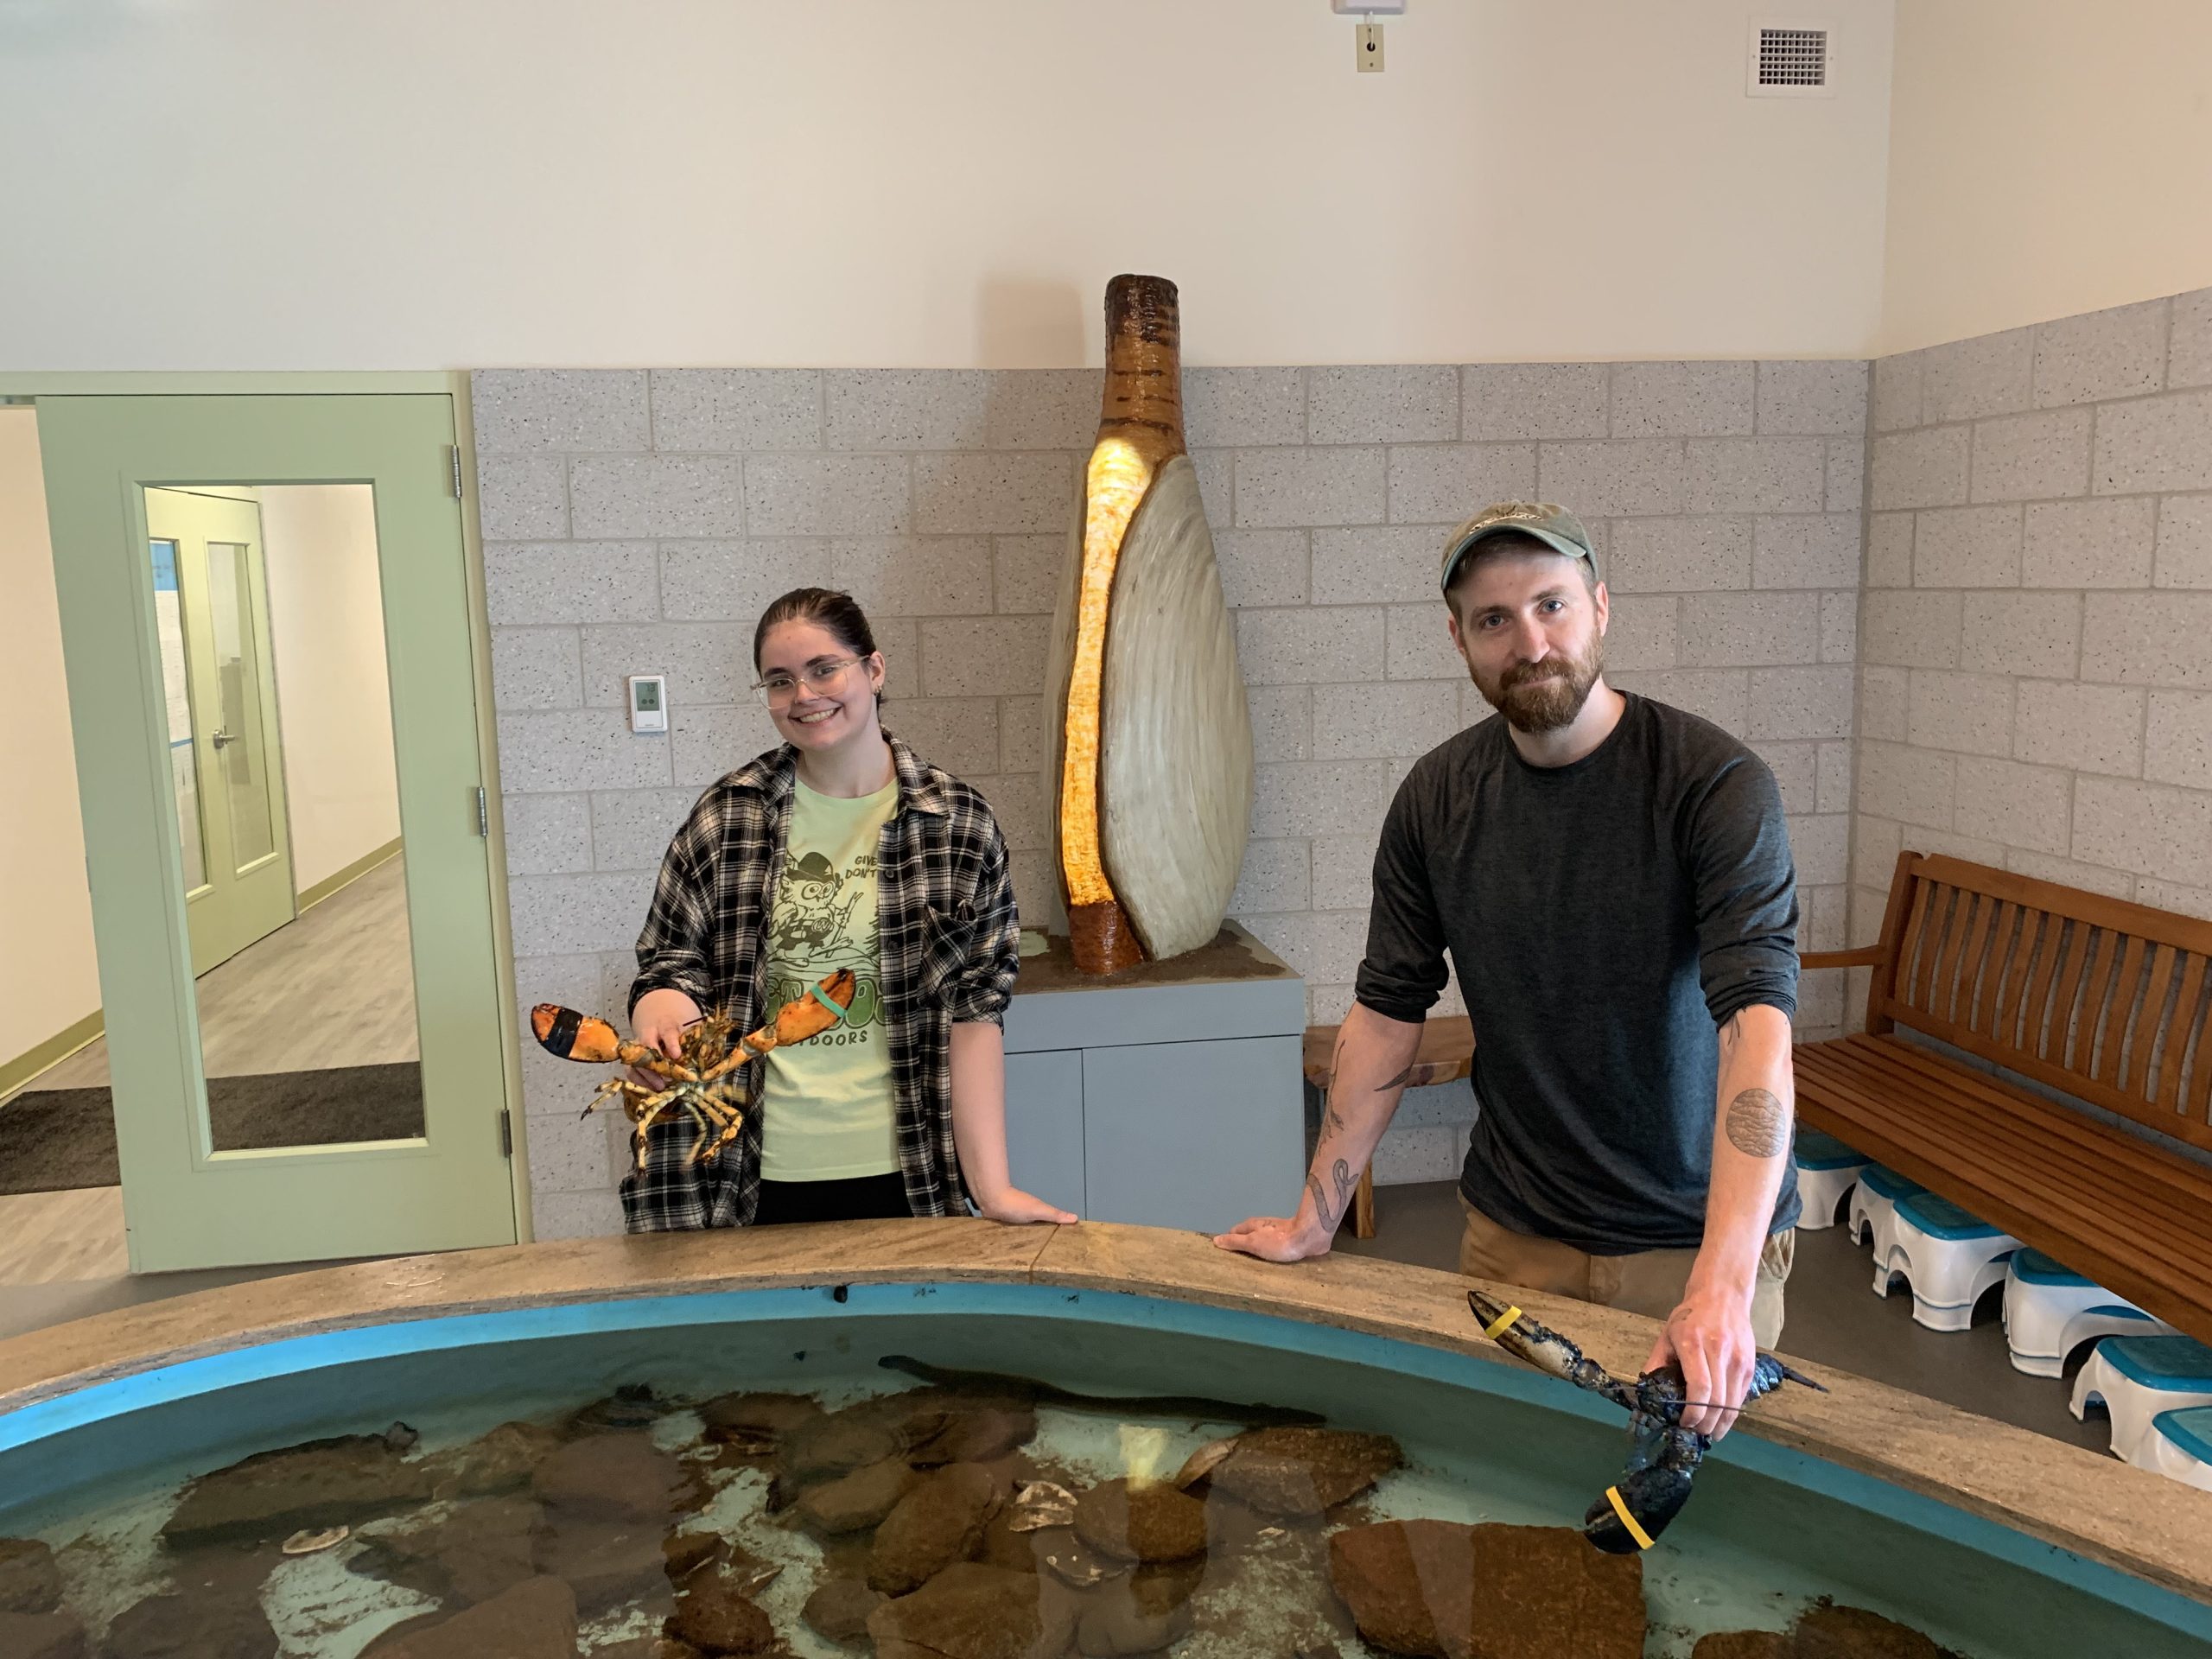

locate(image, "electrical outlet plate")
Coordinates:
1356 22 1384 71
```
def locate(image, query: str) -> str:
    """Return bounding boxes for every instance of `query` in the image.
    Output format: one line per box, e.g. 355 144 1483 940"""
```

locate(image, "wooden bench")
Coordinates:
1798 851 2212 1348
1302 1015 1476 1240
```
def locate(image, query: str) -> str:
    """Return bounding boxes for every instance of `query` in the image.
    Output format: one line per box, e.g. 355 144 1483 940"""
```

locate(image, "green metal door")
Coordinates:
36 393 518 1269
144 488 297 976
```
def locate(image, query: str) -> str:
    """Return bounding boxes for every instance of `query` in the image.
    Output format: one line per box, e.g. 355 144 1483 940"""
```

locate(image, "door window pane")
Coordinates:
149 537 207 892
206 541 277 868
143 486 423 1154
198 489 423 1149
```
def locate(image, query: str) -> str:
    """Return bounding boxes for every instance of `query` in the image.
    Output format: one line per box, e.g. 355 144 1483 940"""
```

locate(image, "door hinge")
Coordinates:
499 1109 513 1158
450 445 465 499
475 785 490 837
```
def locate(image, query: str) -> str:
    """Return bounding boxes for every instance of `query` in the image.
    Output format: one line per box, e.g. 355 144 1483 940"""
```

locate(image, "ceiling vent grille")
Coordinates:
1748 22 1834 97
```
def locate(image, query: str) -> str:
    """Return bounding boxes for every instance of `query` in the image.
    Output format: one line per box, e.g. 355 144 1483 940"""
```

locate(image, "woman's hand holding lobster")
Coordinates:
630 988 702 1087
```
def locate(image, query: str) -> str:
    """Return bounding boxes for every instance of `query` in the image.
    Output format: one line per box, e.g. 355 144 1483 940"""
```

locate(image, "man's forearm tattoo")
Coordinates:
1322 1029 1354 1136
1724 1087 1789 1159
1309 1157 1358 1232
1378 1062 1415 1091
1307 1171 1337 1230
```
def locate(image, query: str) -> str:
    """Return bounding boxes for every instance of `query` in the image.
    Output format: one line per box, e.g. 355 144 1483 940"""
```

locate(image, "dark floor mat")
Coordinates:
0 1064 425 1195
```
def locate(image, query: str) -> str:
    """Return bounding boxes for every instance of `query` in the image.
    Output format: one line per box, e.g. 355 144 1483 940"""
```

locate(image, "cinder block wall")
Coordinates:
1851 289 2212 1020
474 361 1866 1233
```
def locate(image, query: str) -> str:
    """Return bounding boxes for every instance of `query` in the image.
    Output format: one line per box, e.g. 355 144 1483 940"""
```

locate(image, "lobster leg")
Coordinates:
681 1088 745 1166
683 1103 715 1166
624 1089 686 1171
701 1084 747 1161
582 1077 654 1122
660 1089 726 1166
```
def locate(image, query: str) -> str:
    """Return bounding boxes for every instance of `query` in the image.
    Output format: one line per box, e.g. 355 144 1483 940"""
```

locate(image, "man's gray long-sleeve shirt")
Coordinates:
1353 692 1802 1254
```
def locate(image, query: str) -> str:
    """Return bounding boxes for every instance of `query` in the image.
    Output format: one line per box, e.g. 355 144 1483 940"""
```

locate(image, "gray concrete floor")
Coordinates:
1336 1179 2112 1453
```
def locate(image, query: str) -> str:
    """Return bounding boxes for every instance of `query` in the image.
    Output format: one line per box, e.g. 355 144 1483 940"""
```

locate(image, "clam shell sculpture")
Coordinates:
1044 275 1255 974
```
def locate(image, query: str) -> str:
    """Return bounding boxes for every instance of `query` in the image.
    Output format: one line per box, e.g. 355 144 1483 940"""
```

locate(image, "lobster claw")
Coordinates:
531 1004 626 1064
1466 1288 1823 1556
1582 1462 1696 1554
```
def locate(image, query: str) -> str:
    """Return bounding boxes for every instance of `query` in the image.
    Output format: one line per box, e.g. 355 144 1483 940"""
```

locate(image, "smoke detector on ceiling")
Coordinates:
1748 21 1834 97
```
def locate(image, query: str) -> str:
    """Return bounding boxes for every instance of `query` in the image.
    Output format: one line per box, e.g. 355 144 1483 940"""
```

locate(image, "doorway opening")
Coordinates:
3 386 517 1281
0 405 122 1289
17 480 427 1119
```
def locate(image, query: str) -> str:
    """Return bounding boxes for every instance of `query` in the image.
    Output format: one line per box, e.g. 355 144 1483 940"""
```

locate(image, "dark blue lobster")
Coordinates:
1466 1288 1824 1554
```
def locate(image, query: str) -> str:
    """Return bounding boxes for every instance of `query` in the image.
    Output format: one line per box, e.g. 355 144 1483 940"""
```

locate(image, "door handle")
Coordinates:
210 728 237 749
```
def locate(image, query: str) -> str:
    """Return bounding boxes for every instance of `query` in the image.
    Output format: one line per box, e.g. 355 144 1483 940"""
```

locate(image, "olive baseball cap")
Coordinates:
1440 501 1597 592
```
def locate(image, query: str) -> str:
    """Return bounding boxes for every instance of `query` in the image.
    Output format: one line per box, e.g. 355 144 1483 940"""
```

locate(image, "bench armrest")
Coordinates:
1800 945 1885 970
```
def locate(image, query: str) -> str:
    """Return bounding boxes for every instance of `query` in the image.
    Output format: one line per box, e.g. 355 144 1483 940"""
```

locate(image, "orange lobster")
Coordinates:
530 969 856 1169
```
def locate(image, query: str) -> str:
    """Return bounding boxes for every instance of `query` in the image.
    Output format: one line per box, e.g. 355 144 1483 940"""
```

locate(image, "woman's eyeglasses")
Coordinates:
752 656 867 706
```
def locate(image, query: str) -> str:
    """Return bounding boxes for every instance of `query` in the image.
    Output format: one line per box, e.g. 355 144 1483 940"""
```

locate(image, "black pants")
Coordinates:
751 1172 911 1226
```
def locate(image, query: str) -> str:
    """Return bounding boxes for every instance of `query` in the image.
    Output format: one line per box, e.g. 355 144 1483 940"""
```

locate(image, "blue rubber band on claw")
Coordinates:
808 982 851 1019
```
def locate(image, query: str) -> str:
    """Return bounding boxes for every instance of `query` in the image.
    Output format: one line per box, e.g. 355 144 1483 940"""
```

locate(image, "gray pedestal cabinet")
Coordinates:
1000 924 1306 1232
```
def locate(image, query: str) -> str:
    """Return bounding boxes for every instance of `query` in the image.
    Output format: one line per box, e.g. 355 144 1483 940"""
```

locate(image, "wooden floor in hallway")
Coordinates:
0 1186 130 1284
0 853 420 1291
21 852 419 1094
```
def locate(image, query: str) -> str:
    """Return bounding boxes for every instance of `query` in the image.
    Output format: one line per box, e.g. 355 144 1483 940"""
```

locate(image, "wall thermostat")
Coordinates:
626 674 669 734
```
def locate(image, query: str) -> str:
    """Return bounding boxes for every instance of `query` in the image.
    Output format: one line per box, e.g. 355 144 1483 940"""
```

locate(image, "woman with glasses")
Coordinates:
622 587 1075 1232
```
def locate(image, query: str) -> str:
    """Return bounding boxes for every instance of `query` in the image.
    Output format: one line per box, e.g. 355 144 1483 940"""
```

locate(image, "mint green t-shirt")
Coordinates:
758 776 899 1180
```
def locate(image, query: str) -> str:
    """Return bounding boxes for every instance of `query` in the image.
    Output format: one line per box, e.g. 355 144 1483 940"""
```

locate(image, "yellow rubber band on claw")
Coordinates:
1482 1304 1522 1341
1604 1484 1656 1551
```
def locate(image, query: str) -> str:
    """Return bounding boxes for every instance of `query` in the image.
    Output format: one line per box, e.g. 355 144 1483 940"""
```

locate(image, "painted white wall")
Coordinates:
259 486 403 893
0 1 1896 368
0 410 102 1071
1880 0 2212 353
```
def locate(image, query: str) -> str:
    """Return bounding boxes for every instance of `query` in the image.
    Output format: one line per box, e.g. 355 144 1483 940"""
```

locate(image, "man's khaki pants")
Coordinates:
1458 1194 1794 1349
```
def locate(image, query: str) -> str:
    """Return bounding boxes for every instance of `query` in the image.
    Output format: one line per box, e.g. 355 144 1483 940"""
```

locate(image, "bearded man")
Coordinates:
1217 502 1802 1438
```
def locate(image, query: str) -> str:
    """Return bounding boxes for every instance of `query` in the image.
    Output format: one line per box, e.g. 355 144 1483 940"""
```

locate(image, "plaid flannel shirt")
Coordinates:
622 731 1020 1230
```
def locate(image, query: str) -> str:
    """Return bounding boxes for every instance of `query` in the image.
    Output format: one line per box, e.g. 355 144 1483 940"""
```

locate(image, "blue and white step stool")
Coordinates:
2141 1407 2212 1493
1847 1163 1926 1261
2071 1336 2212 1466
2001 1249 2177 1377
1792 1128 1867 1230
1872 1191 2019 1332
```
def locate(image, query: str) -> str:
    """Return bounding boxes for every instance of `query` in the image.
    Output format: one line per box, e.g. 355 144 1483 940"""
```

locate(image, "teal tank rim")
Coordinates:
0 1279 2206 1643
